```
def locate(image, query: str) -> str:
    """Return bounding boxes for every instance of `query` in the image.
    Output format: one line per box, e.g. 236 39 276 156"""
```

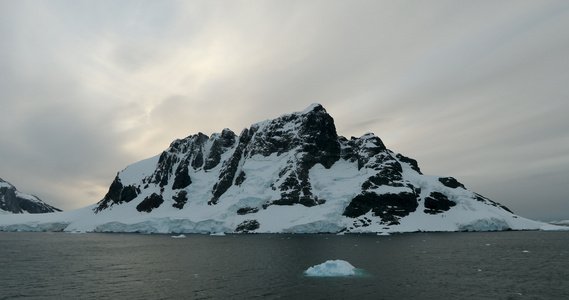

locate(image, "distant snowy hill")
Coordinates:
0 177 61 214
550 220 569 227
0 104 565 233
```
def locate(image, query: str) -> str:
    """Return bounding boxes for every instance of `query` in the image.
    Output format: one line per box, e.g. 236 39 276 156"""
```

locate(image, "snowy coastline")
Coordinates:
1 204 566 234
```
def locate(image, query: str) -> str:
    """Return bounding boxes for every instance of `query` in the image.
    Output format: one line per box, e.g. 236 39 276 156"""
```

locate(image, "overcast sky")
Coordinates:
1 0 568 221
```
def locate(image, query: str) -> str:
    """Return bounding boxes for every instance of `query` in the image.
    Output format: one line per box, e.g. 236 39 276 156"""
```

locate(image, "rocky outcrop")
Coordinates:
0 178 61 214
95 104 344 213
94 176 140 212
424 192 456 214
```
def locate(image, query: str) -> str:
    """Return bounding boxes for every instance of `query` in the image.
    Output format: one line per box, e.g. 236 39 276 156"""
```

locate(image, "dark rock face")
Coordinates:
234 171 246 186
172 164 192 190
205 129 237 170
338 136 424 225
209 130 247 205
136 193 164 213
264 105 340 207
0 177 61 214
235 220 260 233
343 191 419 225
236 207 259 215
210 104 340 207
361 160 404 190
424 192 456 214
340 134 386 170
95 175 140 212
148 130 236 191
95 129 239 212
245 105 340 161
439 177 465 189
121 186 140 203
474 193 513 213
396 154 422 174
172 190 188 209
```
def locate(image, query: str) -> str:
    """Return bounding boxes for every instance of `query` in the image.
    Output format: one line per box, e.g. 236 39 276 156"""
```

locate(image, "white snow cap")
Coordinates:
297 103 323 114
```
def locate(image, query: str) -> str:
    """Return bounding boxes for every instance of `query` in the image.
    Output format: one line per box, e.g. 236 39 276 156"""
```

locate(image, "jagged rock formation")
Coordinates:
0 177 61 214
85 103 525 233
95 104 341 212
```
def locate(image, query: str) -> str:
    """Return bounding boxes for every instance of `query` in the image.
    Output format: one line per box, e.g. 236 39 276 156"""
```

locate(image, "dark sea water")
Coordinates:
0 231 568 300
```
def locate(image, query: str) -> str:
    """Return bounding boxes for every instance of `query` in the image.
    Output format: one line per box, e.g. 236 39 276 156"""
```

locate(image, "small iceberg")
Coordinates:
304 260 357 277
210 232 226 236
171 234 186 239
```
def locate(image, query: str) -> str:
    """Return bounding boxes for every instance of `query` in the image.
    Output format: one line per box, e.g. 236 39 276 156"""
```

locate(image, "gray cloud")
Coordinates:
1 0 568 220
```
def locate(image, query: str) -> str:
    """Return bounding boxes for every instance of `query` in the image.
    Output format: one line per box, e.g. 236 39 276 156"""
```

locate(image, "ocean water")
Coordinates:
0 231 567 299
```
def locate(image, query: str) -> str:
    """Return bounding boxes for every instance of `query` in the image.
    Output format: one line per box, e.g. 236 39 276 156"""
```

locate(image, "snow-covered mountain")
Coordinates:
0 177 61 214
550 220 569 227
0 104 565 233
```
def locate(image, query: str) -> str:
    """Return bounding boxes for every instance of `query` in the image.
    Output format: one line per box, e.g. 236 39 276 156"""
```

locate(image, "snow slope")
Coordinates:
550 220 569 227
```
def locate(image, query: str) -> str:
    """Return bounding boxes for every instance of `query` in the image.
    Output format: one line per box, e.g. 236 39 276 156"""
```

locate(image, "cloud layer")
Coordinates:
1 0 568 221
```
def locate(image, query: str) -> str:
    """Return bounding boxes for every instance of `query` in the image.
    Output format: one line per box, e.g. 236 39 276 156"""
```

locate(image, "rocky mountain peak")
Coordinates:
244 103 339 164
209 103 340 206
0 177 61 214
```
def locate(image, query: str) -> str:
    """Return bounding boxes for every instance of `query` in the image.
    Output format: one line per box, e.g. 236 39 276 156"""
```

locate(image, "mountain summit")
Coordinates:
0 177 61 214
85 103 527 233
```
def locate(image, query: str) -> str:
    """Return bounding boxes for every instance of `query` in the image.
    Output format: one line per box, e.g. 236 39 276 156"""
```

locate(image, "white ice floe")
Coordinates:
210 232 226 236
171 234 186 239
305 260 356 277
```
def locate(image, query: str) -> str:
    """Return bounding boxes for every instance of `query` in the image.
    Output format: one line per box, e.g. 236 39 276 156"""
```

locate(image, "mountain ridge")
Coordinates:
0 104 565 233
0 177 61 214
86 104 534 233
